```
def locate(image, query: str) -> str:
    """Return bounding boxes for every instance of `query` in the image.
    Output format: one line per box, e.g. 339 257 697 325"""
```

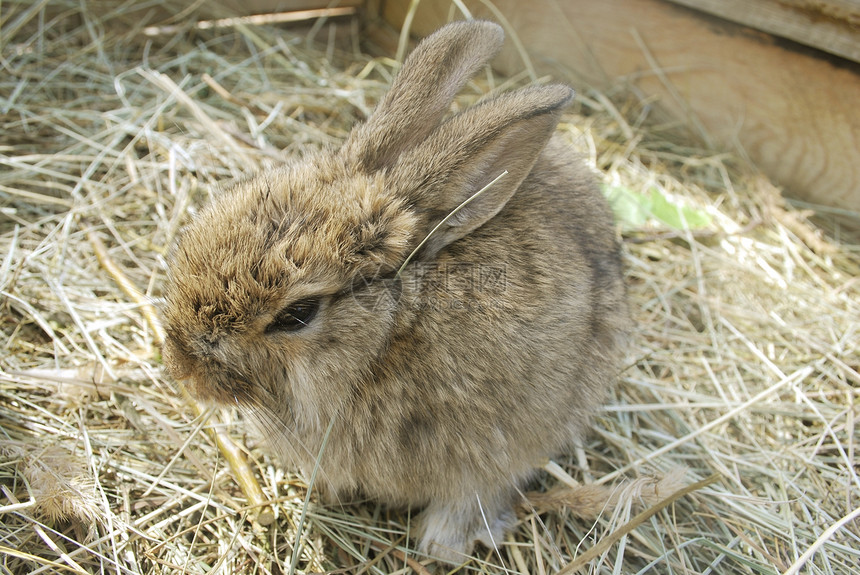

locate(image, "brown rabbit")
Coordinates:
161 20 629 563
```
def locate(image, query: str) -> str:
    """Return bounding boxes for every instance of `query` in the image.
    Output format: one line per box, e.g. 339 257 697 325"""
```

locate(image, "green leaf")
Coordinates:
603 184 711 231
649 188 711 230
604 184 651 228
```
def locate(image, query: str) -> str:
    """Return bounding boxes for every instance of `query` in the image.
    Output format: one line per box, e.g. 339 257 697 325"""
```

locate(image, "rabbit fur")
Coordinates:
161 20 629 563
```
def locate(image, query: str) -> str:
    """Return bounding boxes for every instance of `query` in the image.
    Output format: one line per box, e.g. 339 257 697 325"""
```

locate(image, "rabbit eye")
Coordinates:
267 298 320 333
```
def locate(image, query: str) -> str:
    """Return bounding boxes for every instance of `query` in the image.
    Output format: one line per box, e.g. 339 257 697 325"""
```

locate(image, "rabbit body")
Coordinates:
161 20 629 562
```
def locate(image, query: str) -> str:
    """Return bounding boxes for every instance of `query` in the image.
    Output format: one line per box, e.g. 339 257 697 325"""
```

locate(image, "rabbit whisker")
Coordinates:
238 392 341 501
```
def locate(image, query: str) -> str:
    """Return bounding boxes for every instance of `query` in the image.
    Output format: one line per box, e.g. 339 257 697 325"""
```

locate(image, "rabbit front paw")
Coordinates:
415 493 516 564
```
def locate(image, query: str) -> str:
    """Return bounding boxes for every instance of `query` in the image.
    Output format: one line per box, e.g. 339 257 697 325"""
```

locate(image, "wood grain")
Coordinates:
666 0 860 62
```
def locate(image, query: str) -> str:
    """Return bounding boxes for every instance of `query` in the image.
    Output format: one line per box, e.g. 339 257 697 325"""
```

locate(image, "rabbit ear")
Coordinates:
398 84 574 258
343 21 504 171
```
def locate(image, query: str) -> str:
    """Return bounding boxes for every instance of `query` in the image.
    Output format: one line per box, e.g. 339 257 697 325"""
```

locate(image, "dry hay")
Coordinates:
1 1 859 574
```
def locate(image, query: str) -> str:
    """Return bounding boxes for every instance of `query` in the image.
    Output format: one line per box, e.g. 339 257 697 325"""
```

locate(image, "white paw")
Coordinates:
415 495 516 564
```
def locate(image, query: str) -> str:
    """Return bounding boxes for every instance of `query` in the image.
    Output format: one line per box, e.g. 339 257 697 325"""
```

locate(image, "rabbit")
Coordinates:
160 19 630 564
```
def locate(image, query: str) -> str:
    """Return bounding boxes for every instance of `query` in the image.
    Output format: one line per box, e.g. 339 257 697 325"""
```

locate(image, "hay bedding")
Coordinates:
1 1 858 573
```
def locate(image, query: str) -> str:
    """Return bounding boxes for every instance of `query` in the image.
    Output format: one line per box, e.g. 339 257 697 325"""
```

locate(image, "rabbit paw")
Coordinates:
416 494 516 564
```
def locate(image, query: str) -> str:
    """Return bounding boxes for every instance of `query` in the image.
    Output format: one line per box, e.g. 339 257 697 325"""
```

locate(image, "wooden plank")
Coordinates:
37 1 364 47
375 0 860 210
665 0 860 62
56 1 364 28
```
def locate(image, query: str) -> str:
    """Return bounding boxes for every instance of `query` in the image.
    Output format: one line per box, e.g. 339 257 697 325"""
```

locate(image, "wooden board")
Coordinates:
36 1 363 30
375 0 860 210
666 0 860 63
